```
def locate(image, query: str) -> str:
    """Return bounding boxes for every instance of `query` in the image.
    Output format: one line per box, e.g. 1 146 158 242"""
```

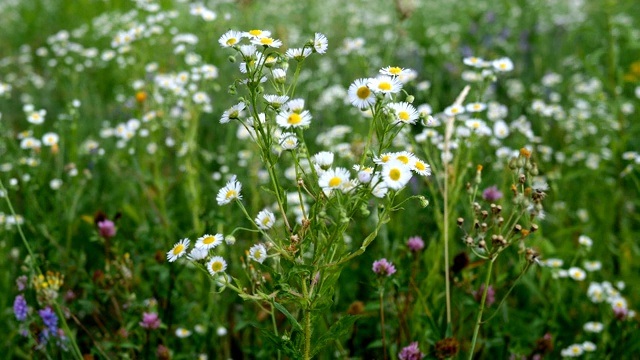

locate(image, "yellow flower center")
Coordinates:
451 107 459 114
260 38 274 45
472 122 480 129
397 155 410 164
249 30 262 36
211 261 223 272
389 168 401 181
378 82 392 91
262 217 271 225
573 271 581 278
357 86 370 99
381 155 390 163
416 162 425 171
399 111 410 121
328 177 342 187
226 38 237 46
499 63 507 69
33 114 40 120
225 190 237 199
203 236 215 245
389 67 402 75
173 244 184 255
288 113 302 125
254 250 263 259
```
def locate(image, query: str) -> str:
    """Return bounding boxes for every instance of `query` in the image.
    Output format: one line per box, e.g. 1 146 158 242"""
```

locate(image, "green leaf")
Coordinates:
311 315 361 357
273 301 303 331
261 328 303 359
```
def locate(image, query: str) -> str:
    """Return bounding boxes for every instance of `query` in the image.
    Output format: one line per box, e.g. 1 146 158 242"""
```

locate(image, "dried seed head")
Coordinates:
519 173 526 184
465 236 474 246
457 217 464 226
530 224 539 233
514 224 522 232
478 240 486 249
481 210 489 220
497 216 504 226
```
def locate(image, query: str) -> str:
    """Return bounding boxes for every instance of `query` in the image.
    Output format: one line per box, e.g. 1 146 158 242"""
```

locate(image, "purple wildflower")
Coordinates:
14 295 28 321
139 312 161 329
97 219 117 238
407 236 425 252
399 342 425 360
39 306 58 335
482 185 503 202
16 275 28 291
472 284 496 307
372 258 396 277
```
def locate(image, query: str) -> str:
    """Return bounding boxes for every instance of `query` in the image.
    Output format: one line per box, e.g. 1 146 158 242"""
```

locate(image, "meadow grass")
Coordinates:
1 0 639 359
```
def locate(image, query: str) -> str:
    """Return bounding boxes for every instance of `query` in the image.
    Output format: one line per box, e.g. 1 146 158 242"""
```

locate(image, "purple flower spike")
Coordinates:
14 295 28 321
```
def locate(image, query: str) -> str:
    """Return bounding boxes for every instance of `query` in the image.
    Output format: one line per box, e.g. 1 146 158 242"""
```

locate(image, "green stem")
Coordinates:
304 309 312 360
380 287 388 360
468 257 495 359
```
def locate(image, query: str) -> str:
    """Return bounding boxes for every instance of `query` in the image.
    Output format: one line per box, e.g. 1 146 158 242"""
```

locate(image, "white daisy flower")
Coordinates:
193 91 210 104
444 104 465 117
561 344 583 357
312 32 328 54
348 78 376 109
388 102 419 125
276 109 312 128
216 176 242 205
255 209 276 230
263 94 289 108
370 174 389 198
27 109 46 124
284 99 305 113
466 102 487 112
582 341 596 352
373 152 394 166
20 137 40 149
206 256 228 276
248 243 267 264
353 165 373 183
492 57 514 72
286 47 312 61
187 247 209 261
313 151 334 170
379 66 412 77
584 260 602 272
368 76 402 95
578 235 593 248
219 30 242 47
381 160 412 190
318 167 351 194
544 258 564 268
411 158 431 176
196 233 223 250
251 37 282 48
568 267 586 281
393 151 416 166
243 29 271 39
279 132 298 150
42 132 59 146
167 238 190 262
583 321 603 333
493 120 510 139
220 102 246 124
175 328 192 338
463 56 486 68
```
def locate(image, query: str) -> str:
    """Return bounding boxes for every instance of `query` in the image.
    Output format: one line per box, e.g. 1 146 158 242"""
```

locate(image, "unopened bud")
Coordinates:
465 236 474 246
228 55 236 63
417 195 429 208
508 157 517 170
406 95 415 103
